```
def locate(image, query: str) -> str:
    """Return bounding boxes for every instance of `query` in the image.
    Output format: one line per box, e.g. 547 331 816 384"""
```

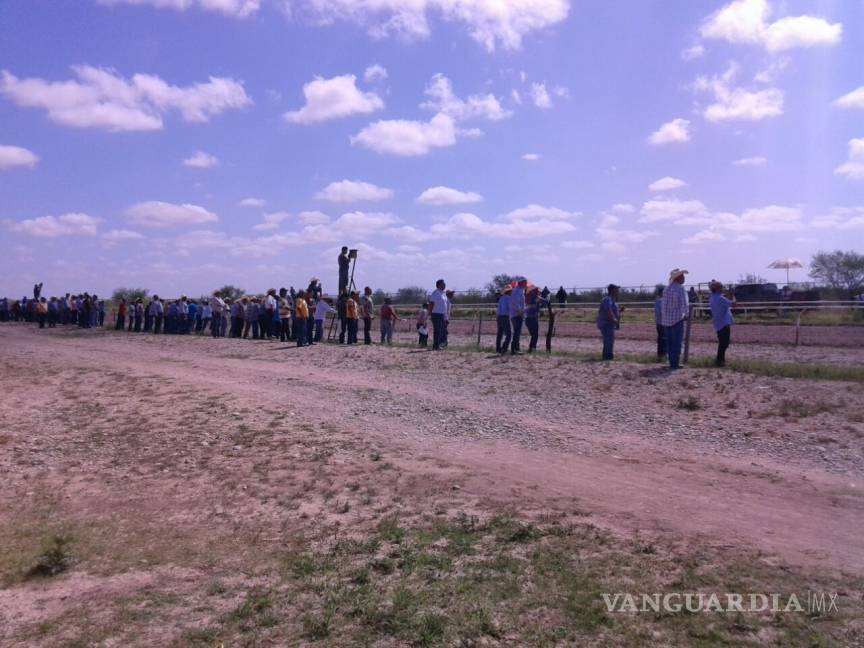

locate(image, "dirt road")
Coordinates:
1 324 862 645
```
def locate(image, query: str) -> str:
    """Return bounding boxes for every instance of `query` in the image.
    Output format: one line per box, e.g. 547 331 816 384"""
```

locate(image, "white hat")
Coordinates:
669 268 688 281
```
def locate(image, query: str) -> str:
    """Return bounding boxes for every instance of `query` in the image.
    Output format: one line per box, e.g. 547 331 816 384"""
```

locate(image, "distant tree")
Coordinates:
809 250 864 296
372 288 389 305
394 286 428 304
738 273 767 284
111 287 149 303
214 285 245 301
484 274 515 298
453 288 484 304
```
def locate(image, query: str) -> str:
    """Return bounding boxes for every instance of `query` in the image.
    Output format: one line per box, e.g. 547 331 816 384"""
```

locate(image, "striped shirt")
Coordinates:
660 282 689 326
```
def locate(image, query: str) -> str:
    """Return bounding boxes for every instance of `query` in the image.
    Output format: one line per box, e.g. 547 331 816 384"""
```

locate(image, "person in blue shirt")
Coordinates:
495 286 512 354
525 286 542 353
596 284 621 361
508 278 527 355
654 286 666 361
187 300 198 334
708 280 736 367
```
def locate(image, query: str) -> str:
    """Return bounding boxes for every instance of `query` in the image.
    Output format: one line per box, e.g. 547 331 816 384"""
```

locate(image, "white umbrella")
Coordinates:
767 257 803 286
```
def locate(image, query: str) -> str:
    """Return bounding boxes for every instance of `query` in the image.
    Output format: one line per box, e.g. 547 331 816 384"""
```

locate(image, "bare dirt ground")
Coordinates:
1 323 863 647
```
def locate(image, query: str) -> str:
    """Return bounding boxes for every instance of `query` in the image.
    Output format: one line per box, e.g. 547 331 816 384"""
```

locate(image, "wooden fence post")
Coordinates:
545 304 555 353
476 312 483 346
683 304 695 364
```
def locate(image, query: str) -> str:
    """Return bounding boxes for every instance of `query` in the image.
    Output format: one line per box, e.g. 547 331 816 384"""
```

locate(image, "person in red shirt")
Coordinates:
115 299 128 331
379 297 400 344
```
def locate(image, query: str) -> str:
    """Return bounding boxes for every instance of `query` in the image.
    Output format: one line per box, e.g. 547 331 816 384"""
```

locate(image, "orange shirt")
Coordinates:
345 298 358 320
294 297 308 319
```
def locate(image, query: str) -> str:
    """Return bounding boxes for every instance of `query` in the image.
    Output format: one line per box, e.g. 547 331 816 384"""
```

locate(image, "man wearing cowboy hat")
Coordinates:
660 268 689 369
708 280 736 367
495 285 512 354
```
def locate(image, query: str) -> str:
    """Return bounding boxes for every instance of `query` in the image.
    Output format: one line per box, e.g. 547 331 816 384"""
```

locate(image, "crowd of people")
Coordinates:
2 268 736 367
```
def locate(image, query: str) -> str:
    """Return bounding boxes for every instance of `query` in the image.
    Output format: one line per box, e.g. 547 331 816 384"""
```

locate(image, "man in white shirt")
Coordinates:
429 279 448 351
210 292 226 337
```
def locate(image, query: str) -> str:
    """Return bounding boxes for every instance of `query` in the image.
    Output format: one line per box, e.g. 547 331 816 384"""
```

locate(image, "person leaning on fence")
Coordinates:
495 286 512 354
660 268 689 370
509 278 527 355
430 279 448 351
597 284 621 360
708 280 736 367
416 301 430 347
654 286 666 361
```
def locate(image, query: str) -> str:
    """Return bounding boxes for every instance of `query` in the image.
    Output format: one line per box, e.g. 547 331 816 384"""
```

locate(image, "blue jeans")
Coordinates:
495 315 511 353
431 313 445 349
526 317 539 352
314 319 324 342
510 316 524 353
600 325 615 360
666 320 685 368
296 319 307 346
211 313 221 337
381 320 393 344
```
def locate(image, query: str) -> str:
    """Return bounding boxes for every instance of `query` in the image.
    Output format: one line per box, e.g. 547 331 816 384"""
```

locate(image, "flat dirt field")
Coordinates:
1 324 863 647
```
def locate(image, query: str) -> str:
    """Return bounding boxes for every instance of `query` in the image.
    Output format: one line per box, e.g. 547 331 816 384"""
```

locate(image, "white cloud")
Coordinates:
292 0 570 52
684 204 803 243
416 186 482 205
501 204 579 223
530 82 551 109
351 112 457 156
126 201 218 227
561 240 593 249
833 87 864 110
183 150 220 168
297 210 330 225
97 0 260 18
522 153 540 161
733 156 767 167
430 211 576 239
364 64 388 83
648 118 690 145
700 0 842 52
753 56 789 84
695 64 783 122
283 74 384 124
301 211 400 242
811 207 864 230
421 74 511 121
101 229 144 241
315 179 394 202
639 198 710 224
10 212 100 237
238 197 266 208
681 44 705 60
252 211 290 231
0 66 251 132
611 203 634 213
834 137 864 181
648 176 687 192
0 144 38 169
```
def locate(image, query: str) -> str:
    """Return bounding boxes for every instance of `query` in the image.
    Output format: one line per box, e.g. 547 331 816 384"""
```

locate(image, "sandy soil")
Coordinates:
1 324 862 645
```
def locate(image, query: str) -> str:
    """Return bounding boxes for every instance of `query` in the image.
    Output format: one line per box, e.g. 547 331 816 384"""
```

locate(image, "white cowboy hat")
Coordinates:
669 268 689 281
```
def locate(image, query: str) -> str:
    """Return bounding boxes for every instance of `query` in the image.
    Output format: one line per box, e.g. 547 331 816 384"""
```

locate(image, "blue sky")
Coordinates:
1 0 862 297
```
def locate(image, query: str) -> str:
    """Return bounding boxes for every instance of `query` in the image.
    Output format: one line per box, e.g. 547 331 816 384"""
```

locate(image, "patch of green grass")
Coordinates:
690 357 864 382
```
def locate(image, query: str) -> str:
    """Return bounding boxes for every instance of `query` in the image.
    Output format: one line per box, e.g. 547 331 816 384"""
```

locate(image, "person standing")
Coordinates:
151 296 164 334
360 286 374 345
36 297 48 328
338 246 350 295
379 298 399 344
116 299 127 331
708 280 735 367
654 287 666 361
430 279 448 351
525 286 541 353
187 300 198 334
443 289 455 348
346 291 360 344
509 278 527 355
495 286 512 354
597 284 621 361
176 296 189 334
47 297 58 328
556 286 567 306
305 293 316 344
200 301 212 334
279 291 293 342
313 297 335 342
209 292 225 337
133 299 144 333
660 269 689 369
336 290 348 344
416 301 430 347
294 292 309 347
262 289 277 340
